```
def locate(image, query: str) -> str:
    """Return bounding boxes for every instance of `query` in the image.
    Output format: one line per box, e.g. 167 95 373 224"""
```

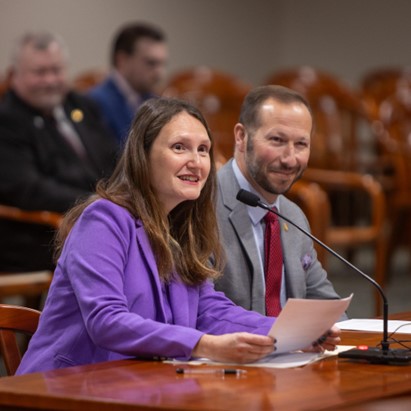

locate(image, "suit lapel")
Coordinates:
219 161 266 313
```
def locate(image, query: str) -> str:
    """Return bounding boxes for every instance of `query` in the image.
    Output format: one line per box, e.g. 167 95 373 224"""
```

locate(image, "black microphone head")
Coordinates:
236 189 260 207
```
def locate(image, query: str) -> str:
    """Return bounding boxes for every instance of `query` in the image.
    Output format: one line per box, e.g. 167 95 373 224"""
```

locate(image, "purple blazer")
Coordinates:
17 199 275 374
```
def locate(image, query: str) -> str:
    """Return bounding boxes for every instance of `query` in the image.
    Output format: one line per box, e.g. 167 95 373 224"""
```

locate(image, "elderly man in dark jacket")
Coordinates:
0 31 118 272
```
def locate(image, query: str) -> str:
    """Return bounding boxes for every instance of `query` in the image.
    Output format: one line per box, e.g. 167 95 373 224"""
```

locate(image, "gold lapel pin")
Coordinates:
71 109 84 122
283 223 289 232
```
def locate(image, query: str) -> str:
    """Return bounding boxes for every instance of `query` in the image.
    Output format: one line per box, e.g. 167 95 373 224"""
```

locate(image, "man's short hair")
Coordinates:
111 22 166 66
11 31 68 68
239 85 312 133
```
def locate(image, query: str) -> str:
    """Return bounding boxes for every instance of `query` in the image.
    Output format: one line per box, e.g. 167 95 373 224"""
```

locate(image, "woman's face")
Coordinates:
149 111 211 214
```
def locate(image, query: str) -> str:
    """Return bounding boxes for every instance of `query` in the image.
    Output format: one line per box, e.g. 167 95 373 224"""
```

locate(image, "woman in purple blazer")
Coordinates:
17 98 282 374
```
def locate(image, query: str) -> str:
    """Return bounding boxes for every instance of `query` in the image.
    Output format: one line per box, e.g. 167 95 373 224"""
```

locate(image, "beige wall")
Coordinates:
0 0 410 88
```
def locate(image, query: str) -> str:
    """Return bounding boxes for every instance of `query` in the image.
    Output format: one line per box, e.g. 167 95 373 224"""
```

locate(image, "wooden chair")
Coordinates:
372 91 411 271
360 67 411 121
286 180 331 267
0 205 62 306
265 67 388 314
72 68 107 92
265 66 377 173
302 168 387 314
0 70 11 100
162 66 251 167
360 69 411 277
0 304 41 376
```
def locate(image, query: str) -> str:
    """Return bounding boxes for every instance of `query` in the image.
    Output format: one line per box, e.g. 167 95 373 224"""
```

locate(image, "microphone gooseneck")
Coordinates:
236 189 411 364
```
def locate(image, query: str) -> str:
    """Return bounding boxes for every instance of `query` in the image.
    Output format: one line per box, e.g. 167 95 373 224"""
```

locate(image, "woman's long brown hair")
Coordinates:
54 98 223 285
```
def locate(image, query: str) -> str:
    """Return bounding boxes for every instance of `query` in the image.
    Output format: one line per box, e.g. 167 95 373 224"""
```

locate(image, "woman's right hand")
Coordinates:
192 332 276 363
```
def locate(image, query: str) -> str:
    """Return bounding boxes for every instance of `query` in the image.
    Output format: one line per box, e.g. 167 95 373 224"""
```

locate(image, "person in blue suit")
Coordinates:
89 22 168 146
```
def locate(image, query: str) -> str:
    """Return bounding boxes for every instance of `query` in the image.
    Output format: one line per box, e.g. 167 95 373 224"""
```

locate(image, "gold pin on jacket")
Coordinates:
71 109 84 122
283 223 289 232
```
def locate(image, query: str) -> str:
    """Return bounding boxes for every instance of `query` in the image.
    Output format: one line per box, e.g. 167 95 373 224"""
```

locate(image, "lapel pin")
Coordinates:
33 116 44 128
283 223 289 232
71 109 84 122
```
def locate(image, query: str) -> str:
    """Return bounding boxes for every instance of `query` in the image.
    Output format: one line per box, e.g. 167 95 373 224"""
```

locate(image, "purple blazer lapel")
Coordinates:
134 219 199 329
134 221 167 321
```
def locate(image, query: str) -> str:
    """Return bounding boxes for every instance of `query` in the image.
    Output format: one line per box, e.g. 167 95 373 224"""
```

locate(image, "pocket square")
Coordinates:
301 253 312 271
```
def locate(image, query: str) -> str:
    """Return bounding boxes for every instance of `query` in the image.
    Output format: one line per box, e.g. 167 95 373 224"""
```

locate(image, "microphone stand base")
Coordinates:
339 347 411 365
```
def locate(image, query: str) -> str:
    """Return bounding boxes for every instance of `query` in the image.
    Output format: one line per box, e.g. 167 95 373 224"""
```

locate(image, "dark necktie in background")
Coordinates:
264 207 283 316
53 106 87 160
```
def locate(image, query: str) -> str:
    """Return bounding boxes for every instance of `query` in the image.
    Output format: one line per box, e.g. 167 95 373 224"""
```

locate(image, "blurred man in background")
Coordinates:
0 31 117 272
89 22 168 145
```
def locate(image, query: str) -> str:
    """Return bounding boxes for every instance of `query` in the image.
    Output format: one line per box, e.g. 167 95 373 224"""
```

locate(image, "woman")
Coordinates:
16 98 278 374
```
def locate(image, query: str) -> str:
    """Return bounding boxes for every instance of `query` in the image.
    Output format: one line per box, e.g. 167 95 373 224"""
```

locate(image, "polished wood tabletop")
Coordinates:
0 312 411 411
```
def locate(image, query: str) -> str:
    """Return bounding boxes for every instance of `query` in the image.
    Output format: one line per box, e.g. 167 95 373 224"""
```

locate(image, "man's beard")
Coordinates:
246 143 305 195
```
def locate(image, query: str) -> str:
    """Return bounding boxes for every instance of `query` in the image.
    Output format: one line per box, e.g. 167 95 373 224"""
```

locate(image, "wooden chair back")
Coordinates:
360 68 411 273
301 168 387 314
265 66 376 173
72 69 107 92
0 205 63 228
377 91 411 193
162 66 251 167
360 67 411 121
0 304 41 376
372 91 411 261
0 70 11 100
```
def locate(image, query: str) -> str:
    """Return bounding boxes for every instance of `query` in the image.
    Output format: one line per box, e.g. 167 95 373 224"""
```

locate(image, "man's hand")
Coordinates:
310 325 341 352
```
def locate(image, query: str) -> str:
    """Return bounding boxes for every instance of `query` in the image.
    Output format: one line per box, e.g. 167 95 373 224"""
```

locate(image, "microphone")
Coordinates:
236 188 411 365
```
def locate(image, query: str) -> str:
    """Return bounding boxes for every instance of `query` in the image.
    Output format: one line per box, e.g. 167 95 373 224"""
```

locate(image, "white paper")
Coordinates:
247 345 353 368
166 346 355 369
268 294 353 354
337 319 411 334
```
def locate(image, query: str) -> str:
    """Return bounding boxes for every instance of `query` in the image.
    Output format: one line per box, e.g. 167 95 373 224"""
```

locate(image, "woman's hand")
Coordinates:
309 325 341 352
192 332 276 363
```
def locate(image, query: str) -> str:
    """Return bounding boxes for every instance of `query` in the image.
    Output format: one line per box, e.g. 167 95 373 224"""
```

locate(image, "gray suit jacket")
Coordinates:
215 159 343 315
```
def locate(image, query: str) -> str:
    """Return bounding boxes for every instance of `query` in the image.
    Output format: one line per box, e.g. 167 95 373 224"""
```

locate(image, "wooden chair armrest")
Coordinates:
0 304 42 375
286 180 331 266
0 271 53 298
0 205 63 228
302 168 386 232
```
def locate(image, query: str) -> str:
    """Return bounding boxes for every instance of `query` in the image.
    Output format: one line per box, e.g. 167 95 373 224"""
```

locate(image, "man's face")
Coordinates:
235 98 312 204
11 41 68 113
121 38 168 94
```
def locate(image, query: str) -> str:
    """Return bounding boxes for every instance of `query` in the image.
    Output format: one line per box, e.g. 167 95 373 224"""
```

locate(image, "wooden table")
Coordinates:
1 313 411 411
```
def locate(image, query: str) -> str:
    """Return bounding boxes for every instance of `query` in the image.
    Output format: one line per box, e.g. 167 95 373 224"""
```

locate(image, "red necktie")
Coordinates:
264 208 283 316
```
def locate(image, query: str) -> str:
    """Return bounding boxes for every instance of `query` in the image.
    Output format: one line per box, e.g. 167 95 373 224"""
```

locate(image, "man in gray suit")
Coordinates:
215 85 344 324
